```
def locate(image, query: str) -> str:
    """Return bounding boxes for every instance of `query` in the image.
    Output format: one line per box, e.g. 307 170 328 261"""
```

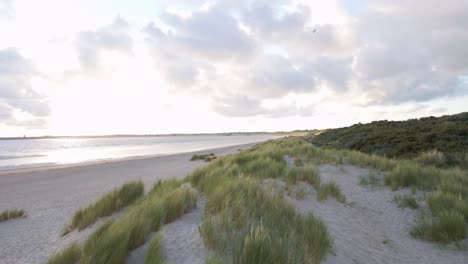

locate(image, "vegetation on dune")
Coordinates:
47 243 81 264
0 209 26 222
145 230 165 264
63 181 144 235
49 131 468 263
197 177 331 264
190 153 217 162
286 165 320 187
187 139 333 264
411 210 466 243
81 183 197 264
50 179 197 264
317 182 346 203
359 171 382 188
393 194 419 209
308 112 468 163
261 136 468 243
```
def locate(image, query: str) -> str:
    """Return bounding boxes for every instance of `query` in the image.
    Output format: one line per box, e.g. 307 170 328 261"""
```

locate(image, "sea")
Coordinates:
0 134 280 171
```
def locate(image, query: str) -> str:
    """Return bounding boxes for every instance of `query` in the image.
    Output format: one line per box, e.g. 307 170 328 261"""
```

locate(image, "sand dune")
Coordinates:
289 164 467 264
0 143 254 264
160 199 208 264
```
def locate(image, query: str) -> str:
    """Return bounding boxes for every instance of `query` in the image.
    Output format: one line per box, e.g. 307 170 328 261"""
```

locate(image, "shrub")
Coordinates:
191 153 216 162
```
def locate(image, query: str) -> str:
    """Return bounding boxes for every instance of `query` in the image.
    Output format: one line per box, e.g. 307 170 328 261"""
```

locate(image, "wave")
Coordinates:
0 154 46 160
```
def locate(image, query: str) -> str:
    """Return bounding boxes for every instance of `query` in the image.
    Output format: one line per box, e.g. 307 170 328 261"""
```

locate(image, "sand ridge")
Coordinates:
288 164 467 264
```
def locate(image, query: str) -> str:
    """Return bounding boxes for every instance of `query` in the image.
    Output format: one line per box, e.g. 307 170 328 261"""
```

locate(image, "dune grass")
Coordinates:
411 210 466 242
393 194 419 209
198 177 331 264
49 136 467 263
63 181 144 235
0 209 26 222
359 170 381 188
79 182 197 264
47 243 81 264
317 182 346 203
186 141 332 263
264 137 468 243
50 178 197 264
286 165 320 186
145 230 165 264
191 153 217 162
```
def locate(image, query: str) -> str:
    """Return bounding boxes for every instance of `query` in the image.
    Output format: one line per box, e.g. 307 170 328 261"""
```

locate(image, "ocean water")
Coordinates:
0 135 279 171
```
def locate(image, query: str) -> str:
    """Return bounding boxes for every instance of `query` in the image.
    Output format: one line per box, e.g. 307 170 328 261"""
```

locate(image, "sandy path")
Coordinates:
289 164 467 264
125 198 207 264
0 143 254 264
160 199 207 264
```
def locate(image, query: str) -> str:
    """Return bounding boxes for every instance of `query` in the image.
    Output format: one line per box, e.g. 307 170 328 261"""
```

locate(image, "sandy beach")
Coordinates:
0 143 256 264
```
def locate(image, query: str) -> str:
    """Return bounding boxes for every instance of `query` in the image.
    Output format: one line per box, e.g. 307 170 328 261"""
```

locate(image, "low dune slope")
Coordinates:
0 143 255 264
289 164 467 264
160 199 208 264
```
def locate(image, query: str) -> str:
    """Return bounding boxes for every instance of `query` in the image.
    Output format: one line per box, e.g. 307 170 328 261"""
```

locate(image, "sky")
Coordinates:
0 0 467 136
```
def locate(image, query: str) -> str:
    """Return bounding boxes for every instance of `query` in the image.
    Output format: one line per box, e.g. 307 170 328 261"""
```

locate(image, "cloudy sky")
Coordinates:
0 0 467 136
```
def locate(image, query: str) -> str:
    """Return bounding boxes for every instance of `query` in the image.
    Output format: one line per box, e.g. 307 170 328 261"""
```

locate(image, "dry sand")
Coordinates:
3 143 467 264
288 164 468 264
125 197 208 264
0 143 255 264
160 199 208 264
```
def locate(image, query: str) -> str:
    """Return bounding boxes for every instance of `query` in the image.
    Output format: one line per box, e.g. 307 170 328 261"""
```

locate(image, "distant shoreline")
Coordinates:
0 132 287 141
0 142 259 176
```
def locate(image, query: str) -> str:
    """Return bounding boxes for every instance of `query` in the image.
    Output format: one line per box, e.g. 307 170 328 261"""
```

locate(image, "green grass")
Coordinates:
415 150 447 168
317 182 346 203
0 209 26 222
271 136 468 243
186 138 332 263
145 230 165 264
80 183 197 264
48 135 467 262
190 153 216 162
63 181 144 234
359 171 381 188
198 177 331 264
50 180 198 264
411 210 466 242
393 194 419 209
288 185 307 200
286 164 320 187
47 243 82 264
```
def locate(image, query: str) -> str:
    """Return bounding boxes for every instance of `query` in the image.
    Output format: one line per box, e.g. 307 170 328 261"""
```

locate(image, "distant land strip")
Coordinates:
0 131 292 140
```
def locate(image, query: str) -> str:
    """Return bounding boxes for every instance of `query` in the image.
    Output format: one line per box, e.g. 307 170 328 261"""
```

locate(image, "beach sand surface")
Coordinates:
0 143 255 264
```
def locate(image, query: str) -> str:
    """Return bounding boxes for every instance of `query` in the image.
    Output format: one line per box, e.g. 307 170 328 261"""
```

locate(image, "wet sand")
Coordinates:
0 143 255 264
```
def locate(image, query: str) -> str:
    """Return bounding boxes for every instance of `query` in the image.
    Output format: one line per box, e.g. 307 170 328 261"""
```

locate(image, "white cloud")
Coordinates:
0 0 468 135
0 0 13 18
75 17 133 69
0 48 49 119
